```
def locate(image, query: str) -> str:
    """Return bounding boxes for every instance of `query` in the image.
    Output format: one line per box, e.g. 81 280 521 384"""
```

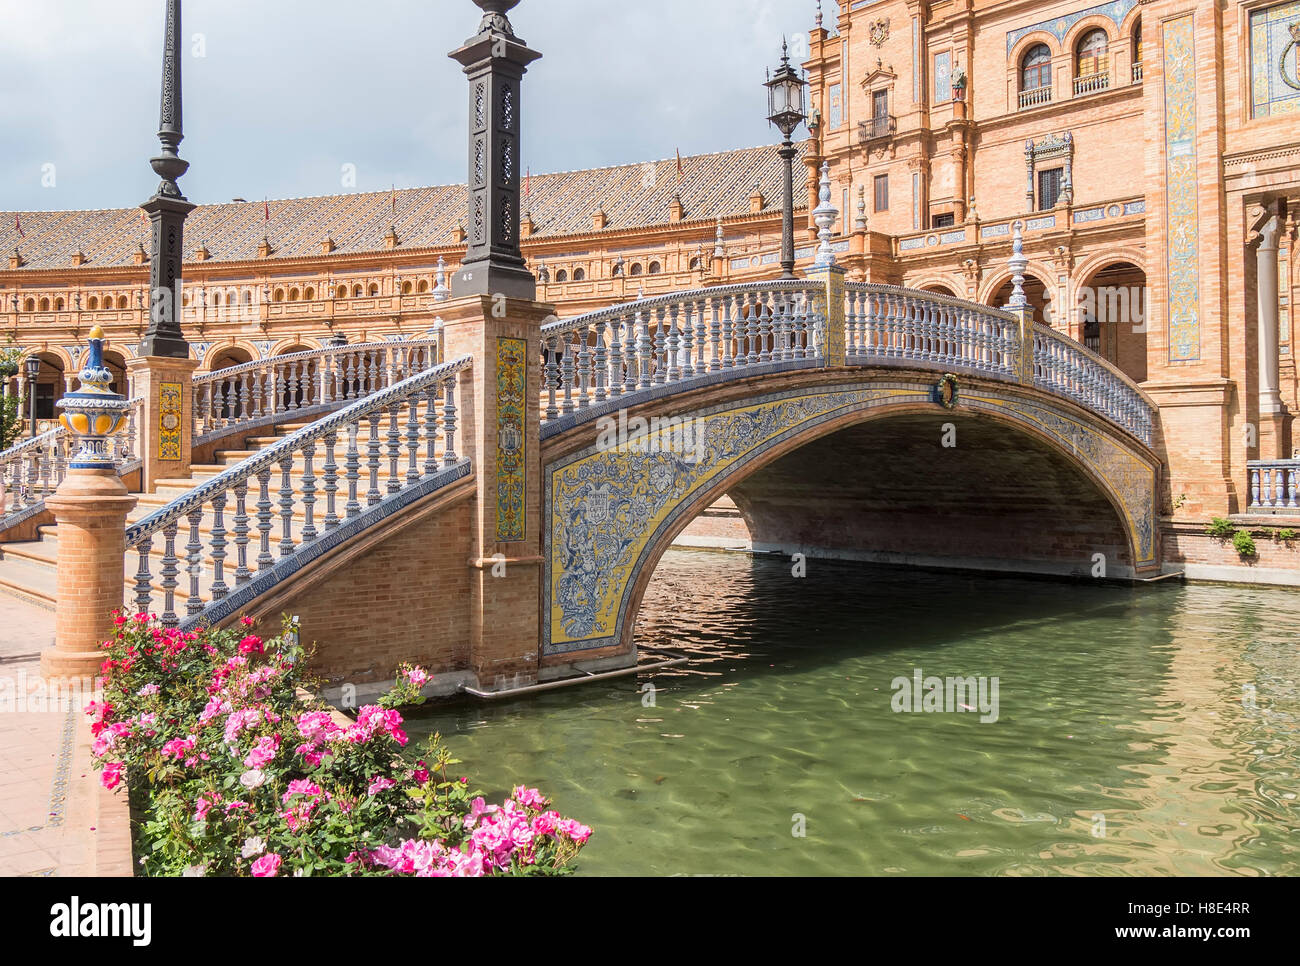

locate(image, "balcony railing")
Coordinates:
1248 460 1299 511
1131 61 1143 83
1018 85 1052 109
858 115 897 142
1073 72 1110 96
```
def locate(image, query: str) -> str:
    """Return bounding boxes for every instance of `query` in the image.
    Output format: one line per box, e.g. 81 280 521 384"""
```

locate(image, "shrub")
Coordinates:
1232 530 1257 557
89 613 591 877
1206 517 1236 538
1278 528 1298 542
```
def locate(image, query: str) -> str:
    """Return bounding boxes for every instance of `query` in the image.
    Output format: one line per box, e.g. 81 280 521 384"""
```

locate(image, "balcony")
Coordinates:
858 115 897 143
1248 460 1300 512
1018 85 1052 109
1131 61 1143 83
1073 72 1110 96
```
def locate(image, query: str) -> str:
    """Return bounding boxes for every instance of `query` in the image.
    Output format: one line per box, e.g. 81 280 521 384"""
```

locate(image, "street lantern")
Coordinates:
24 354 40 438
765 41 806 138
765 40 807 280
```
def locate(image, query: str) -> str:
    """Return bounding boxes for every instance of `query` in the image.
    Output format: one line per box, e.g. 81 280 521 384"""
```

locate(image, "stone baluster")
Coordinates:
366 412 382 506
593 321 608 403
441 373 458 466
322 429 340 529
160 520 181 626
666 303 682 382
277 454 296 556
301 440 318 542
608 317 624 399
209 492 228 600
576 325 592 408
560 334 576 414
233 478 252 583
344 424 361 518
185 507 204 616
544 336 559 421
133 537 154 617
405 397 421 484
255 466 274 570
385 403 402 494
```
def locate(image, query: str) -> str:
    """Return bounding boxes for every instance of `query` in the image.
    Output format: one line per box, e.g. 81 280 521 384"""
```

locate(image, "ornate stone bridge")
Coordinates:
24 0 1161 695
31 268 1161 695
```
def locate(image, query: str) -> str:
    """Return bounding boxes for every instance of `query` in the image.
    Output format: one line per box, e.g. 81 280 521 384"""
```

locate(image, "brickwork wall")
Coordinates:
262 496 473 688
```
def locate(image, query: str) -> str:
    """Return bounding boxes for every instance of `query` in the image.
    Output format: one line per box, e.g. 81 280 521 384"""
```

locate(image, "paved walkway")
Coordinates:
0 592 130 876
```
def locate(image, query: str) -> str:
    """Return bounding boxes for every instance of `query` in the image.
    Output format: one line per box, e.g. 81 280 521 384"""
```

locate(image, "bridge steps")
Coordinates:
0 420 401 615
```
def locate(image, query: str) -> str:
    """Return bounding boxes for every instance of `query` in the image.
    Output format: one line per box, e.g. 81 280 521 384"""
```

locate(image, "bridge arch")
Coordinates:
541 371 1159 660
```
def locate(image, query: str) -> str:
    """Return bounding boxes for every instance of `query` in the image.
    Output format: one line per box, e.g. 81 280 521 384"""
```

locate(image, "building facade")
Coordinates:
1 0 1297 521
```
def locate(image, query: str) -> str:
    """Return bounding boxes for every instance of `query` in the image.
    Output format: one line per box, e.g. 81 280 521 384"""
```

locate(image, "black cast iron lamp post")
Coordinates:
765 40 807 281
24 353 40 438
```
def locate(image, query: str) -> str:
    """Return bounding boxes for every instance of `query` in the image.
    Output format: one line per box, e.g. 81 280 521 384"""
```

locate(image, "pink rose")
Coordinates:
251 853 282 877
101 762 124 790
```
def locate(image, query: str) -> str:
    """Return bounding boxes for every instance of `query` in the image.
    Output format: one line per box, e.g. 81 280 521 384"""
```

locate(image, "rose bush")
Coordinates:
90 613 591 877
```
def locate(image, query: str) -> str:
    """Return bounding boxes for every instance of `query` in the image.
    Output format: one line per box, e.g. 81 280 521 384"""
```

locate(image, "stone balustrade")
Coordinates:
539 280 826 423
1032 325 1154 445
192 337 440 442
844 283 1019 378
1248 460 1300 511
125 355 471 629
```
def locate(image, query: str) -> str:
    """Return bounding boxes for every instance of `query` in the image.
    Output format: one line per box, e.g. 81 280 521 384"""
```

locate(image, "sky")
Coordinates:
0 0 838 212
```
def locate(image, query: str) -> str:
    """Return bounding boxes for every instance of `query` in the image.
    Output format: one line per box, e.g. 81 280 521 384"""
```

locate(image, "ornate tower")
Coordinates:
448 0 542 300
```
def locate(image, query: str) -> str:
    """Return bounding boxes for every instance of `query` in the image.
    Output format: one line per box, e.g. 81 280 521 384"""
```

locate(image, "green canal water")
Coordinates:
405 550 1300 876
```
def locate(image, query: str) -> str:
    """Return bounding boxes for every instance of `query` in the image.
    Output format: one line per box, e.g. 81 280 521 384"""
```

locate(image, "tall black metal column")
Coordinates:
449 1 541 300
779 138 797 280
138 0 195 359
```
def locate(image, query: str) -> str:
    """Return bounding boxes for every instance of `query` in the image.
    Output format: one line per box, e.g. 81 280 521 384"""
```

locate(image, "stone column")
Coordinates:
126 354 200 491
40 469 136 679
40 327 137 680
1256 215 1285 459
438 293 553 691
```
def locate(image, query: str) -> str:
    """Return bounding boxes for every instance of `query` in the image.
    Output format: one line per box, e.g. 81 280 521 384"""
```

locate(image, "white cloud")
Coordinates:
0 0 821 210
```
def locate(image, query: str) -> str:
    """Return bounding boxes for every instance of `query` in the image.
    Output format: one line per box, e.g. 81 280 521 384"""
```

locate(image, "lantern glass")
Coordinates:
24 356 39 381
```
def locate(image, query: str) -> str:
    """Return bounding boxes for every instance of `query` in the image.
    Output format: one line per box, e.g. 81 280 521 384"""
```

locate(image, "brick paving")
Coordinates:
0 592 130 877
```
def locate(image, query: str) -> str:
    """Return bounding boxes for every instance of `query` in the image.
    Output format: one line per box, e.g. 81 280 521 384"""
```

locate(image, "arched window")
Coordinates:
55 297 64 310
402 281 413 294
417 279 429 293
288 287 299 301
611 261 624 277
648 261 662 275
118 295 128 308
23 299 34 311
273 288 285 302
39 297 50 311
368 283 379 296
337 286 348 299
573 267 585 282
88 296 99 310
243 290 253 305
629 263 644 277
690 257 703 271
1133 24 1142 63
1021 43 1051 91
353 285 363 297
304 287 315 300
555 269 568 283
1076 29 1108 77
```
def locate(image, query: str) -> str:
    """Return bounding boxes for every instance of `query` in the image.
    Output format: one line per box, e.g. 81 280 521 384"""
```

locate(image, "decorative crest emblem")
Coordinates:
1280 21 1300 90
869 18 890 47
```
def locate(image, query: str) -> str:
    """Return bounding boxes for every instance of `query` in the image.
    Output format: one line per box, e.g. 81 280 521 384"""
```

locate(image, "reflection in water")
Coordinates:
405 550 1300 876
